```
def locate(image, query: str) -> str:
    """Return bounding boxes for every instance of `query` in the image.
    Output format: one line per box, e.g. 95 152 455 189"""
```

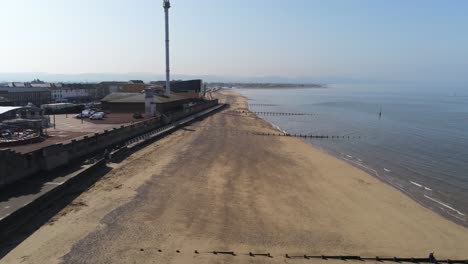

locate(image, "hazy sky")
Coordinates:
1 0 467 83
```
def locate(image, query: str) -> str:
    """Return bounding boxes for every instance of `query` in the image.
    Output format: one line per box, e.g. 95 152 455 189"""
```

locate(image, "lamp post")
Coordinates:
53 104 56 129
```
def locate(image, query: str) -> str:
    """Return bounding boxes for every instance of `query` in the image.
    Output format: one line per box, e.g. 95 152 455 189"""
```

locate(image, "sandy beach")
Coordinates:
1 90 467 264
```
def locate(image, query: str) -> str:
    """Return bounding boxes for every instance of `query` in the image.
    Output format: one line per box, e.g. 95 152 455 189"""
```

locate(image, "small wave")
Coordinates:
341 156 381 179
253 113 288 134
272 124 287 134
410 181 423 188
424 195 465 216
384 168 391 173
410 181 433 191
346 155 353 158
358 158 362 162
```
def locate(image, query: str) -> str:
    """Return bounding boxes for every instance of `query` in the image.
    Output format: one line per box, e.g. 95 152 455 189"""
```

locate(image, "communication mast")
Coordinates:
163 0 171 95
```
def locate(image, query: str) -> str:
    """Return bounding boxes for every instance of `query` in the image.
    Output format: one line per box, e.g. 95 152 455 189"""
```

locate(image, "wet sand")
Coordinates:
2 90 467 264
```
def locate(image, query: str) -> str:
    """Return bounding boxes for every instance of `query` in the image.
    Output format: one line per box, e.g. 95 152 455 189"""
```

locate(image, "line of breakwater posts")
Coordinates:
183 126 366 140
231 103 278 106
252 132 362 139
121 248 467 263
234 110 315 116
248 103 278 106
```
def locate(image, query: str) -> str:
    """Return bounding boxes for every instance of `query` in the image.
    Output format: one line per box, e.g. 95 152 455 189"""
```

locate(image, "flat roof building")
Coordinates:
101 92 199 114
0 106 44 122
101 80 205 114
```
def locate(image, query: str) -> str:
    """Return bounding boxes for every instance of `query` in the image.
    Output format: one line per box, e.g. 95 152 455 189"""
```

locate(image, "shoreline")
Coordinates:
240 91 467 228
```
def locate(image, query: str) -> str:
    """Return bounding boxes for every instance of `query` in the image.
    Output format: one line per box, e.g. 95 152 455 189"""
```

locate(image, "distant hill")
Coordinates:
0 72 325 84
1 72 420 86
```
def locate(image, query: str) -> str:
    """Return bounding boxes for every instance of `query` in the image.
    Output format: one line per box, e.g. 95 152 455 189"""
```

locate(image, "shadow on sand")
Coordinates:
0 164 112 259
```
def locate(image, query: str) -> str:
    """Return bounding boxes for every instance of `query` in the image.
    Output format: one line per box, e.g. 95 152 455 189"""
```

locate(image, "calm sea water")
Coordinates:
236 86 468 226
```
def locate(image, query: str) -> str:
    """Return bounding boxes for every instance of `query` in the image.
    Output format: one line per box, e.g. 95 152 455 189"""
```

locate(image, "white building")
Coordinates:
50 83 96 102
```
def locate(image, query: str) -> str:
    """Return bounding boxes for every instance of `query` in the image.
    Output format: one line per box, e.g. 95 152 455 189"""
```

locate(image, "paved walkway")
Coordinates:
0 164 92 222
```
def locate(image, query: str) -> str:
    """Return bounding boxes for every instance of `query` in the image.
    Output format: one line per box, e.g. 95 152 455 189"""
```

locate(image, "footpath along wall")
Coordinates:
0 100 218 188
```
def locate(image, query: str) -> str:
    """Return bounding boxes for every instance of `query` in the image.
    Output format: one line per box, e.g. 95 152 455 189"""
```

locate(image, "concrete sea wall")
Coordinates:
0 100 218 188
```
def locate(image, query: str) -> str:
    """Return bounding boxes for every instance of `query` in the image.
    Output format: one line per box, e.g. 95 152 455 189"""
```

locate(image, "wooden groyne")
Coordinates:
252 132 363 139
234 110 315 116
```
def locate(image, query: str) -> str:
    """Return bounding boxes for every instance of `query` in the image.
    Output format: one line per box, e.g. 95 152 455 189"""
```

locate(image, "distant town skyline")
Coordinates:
1 0 467 86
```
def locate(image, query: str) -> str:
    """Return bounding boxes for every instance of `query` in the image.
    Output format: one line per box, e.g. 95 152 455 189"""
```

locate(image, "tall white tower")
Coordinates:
163 0 171 96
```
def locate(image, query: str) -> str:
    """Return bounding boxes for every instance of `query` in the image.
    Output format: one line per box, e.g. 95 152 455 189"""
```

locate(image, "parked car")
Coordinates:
90 112 105 120
81 110 91 118
74 113 84 119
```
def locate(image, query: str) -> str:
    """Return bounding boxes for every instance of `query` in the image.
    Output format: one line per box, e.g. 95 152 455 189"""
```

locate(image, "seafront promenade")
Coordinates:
2 90 467 264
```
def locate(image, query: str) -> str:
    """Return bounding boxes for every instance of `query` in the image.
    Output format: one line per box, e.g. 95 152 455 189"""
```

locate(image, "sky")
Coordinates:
0 0 467 84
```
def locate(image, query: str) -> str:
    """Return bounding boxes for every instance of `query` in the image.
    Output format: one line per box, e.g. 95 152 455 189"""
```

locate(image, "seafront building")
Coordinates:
0 81 130 106
0 82 51 106
100 79 205 114
101 92 197 114
0 105 49 129
0 106 44 122
50 83 99 103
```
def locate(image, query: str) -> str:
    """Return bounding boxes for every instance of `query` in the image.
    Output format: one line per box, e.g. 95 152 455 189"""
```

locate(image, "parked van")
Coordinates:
90 112 105 120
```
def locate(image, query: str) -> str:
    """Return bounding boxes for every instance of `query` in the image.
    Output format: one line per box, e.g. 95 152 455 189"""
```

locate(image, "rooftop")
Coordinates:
0 85 51 92
0 106 22 115
101 92 191 104
128 80 144 84
0 106 43 115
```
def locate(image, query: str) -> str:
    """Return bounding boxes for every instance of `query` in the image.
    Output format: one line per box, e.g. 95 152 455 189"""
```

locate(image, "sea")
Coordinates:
236 85 468 226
